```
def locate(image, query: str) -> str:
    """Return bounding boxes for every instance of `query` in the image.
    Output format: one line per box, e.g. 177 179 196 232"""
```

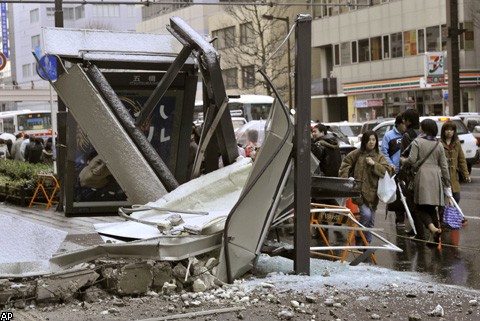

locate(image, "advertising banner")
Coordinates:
1 3 8 58
425 52 445 84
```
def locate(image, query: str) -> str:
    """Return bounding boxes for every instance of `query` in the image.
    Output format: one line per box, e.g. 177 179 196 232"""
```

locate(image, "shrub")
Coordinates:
0 160 54 189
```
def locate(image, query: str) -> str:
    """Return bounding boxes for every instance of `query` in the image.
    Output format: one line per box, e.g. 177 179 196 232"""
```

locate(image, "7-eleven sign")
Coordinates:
425 52 445 84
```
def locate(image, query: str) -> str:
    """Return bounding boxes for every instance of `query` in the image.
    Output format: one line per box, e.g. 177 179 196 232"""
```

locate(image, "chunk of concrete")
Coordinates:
36 268 99 302
117 262 153 295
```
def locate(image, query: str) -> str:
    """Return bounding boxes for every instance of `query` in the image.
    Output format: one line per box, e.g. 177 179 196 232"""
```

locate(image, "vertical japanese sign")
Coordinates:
1 3 8 58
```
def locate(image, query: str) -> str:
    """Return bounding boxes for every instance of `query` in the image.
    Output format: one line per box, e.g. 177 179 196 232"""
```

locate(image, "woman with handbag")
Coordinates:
440 121 471 208
339 130 391 244
401 119 452 245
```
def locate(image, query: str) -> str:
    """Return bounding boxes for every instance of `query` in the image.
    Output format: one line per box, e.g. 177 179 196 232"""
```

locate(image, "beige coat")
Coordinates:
339 149 390 211
442 140 469 193
406 137 450 206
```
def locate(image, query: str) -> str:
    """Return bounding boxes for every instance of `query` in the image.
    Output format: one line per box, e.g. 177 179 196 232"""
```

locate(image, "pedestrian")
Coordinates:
339 130 391 244
400 119 451 246
244 129 259 161
26 137 44 164
440 121 471 223
398 109 424 239
311 123 342 177
20 134 31 161
5 139 13 159
0 139 9 160
310 123 343 239
42 137 54 165
380 114 407 228
11 133 24 161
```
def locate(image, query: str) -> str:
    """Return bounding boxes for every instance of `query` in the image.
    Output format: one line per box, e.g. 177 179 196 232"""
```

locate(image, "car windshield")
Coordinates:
330 125 362 137
436 119 468 135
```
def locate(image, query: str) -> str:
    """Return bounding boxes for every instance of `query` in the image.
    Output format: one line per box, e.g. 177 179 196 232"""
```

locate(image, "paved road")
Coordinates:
353 165 480 290
1 166 479 290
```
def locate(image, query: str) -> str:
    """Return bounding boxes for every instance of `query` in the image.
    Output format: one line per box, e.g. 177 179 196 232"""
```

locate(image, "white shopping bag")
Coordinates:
377 172 397 204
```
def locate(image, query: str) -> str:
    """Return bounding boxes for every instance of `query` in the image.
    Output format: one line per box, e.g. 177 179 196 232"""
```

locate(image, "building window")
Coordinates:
31 35 40 51
75 5 85 19
417 29 425 54
125 5 136 17
426 26 440 52
222 68 238 89
212 26 236 50
358 38 369 62
242 65 255 88
390 32 402 58
240 22 254 45
334 44 340 65
64 7 75 20
93 5 120 17
351 41 358 63
463 21 474 50
22 64 31 78
403 30 416 57
340 42 351 65
370 36 381 61
441 24 447 51
382 35 390 59
30 9 39 23
46 7 55 20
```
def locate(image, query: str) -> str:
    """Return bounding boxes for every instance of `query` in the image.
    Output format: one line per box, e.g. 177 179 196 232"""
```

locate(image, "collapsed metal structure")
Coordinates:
44 16 401 283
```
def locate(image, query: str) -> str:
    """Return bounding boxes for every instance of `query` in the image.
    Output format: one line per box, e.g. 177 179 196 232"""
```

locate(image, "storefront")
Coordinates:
344 73 480 121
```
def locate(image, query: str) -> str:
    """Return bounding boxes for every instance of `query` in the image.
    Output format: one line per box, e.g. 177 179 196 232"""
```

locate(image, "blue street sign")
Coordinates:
37 55 57 81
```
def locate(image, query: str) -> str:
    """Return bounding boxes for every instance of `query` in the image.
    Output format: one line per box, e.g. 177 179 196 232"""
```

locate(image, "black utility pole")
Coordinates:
447 0 461 115
54 0 66 212
293 14 312 276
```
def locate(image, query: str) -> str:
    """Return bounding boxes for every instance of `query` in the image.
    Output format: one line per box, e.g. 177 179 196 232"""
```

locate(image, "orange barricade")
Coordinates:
310 202 377 265
29 174 60 210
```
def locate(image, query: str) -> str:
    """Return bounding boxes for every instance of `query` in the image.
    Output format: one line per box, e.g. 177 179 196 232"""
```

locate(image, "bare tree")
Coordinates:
218 4 292 100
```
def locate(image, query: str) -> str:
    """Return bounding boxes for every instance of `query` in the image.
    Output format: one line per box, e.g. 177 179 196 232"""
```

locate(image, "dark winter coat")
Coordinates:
339 148 390 211
311 134 341 177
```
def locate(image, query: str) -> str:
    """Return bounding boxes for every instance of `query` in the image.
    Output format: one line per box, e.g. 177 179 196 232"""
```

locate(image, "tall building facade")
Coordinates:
5 1 141 109
311 0 480 122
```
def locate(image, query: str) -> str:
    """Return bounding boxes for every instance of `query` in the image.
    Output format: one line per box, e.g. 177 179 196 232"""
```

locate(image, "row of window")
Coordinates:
222 65 256 89
45 6 85 21
42 5 136 21
312 0 397 19
212 22 254 50
333 22 475 66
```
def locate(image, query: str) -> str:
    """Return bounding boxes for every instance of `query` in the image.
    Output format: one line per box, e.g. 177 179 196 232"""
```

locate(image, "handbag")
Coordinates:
377 171 397 204
443 205 463 229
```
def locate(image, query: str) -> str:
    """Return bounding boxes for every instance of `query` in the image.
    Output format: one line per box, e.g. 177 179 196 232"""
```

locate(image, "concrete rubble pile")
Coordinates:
0 255 223 309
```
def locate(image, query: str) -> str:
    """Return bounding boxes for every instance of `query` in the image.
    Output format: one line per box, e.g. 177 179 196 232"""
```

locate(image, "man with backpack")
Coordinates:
311 123 342 177
311 123 343 239
381 115 407 228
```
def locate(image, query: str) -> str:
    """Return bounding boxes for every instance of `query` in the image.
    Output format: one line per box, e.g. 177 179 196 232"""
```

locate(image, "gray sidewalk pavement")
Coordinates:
0 202 125 251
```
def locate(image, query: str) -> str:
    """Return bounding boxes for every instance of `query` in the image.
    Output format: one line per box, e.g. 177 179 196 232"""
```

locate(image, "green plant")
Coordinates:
0 160 53 189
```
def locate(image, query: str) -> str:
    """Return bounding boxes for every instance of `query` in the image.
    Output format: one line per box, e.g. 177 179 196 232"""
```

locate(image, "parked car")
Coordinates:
325 121 363 146
371 116 479 173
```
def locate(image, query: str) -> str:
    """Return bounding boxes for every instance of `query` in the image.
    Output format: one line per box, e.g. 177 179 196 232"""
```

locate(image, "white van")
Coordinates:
372 116 478 173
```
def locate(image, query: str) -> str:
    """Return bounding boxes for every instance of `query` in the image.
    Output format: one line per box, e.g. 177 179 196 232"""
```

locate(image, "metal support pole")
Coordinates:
293 14 312 276
447 0 461 115
54 0 66 212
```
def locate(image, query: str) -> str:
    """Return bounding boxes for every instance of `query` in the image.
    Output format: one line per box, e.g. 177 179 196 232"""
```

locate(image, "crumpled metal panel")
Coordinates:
54 64 167 204
42 27 182 60
49 233 223 269
216 100 293 282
